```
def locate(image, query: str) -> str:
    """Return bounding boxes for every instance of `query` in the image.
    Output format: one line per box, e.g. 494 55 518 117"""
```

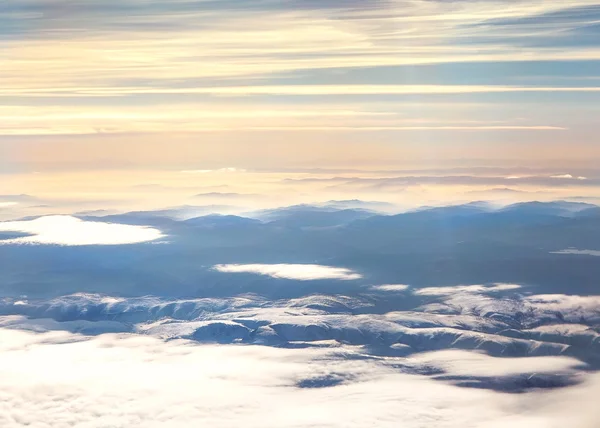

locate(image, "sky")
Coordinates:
1 0 600 214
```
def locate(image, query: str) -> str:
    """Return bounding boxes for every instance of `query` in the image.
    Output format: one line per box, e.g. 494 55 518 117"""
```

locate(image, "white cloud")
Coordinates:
155 85 600 96
409 350 582 378
0 215 164 246
213 264 362 280
371 284 411 292
414 283 521 296
0 125 568 136
551 249 600 257
550 174 588 180
524 294 600 313
4 0 600 104
0 328 598 428
0 202 18 208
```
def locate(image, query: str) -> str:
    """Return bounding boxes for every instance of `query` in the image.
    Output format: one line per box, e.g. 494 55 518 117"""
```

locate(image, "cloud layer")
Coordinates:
0 327 599 428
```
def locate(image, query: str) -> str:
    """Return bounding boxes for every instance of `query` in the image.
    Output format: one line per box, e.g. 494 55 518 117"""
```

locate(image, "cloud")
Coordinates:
9 84 600 98
408 349 582 378
423 290 600 327
128 85 600 96
0 194 36 203
213 264 362 280
0 101 566 136
284 175 600 191
185 125 564 132
0 327 599 427
3 0 600 112
523 294 600 315
414 284 522 296
0 215 164 245
371 284 411 292
0 202 18 208
551 174 588 180
551 249 600 256
2 0 599 170
0 104 401 136
466 188 539 197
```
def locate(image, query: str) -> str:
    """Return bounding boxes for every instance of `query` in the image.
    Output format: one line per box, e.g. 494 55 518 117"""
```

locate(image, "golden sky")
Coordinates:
1 0 600 214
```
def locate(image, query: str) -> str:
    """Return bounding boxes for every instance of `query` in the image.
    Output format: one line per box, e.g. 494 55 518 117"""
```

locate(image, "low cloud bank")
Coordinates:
0 328 599 428
552 249 600 257
414 283 521 296
213 264 362 281
370 284 411 292
0 215 164 245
